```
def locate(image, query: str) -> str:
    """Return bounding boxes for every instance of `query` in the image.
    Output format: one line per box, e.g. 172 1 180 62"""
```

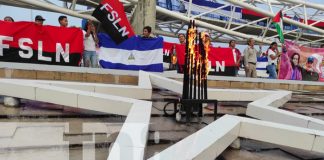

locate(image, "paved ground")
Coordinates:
0 89 324 160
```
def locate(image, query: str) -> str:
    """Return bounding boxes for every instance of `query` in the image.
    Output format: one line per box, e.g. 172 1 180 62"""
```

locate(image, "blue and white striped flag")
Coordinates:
257 56 268 70
98 33 163 72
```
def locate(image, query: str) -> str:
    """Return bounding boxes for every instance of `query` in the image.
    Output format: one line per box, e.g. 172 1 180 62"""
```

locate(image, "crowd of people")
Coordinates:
171 33 321 81
3 15 99 68
3 15 159 69
2 15 321 81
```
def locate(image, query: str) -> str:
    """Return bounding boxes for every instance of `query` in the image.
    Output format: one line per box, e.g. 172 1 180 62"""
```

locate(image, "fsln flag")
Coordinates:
273 10 284 43
92 0 135 44
0 21 83 66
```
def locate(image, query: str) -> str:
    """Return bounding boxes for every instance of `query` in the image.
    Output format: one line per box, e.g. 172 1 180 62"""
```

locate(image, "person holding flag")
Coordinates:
83 20 99 68
272 10 285 78
92 0 163 72
266 42 281 79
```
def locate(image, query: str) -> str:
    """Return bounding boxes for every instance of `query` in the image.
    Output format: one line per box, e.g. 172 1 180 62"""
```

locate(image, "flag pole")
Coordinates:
273 9 285 79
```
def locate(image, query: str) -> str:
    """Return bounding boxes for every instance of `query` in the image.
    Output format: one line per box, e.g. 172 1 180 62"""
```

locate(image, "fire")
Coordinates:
187 27 196 74
201 32 210 79
182 20 209 101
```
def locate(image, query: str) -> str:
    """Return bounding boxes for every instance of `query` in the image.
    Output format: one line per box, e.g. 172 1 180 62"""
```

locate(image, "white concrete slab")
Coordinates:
308 120 324 131
149 73 183 94
0 80 36 100
240 117 316 151
94 87 151 100
246 105 311 128
107 145 145 160
6 78 152 99
312 132 324 153
148 115 241 160
235 90 274 101
36 86 78 108
106 101 151 160
82 123 123 134
77 93 133 116
0 123 17 138
0 75 153 160
50 83 95 92
208 89 273 101
138 71 153 89
126 101 152 124
0 147 69 160
151 115 324 159
113 123 149 148
246 89 324 131
249 91 291 108
0 124 69 149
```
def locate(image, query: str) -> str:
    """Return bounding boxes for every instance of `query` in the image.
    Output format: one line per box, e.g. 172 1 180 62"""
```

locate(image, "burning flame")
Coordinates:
201 32 210 79
188 27 196 74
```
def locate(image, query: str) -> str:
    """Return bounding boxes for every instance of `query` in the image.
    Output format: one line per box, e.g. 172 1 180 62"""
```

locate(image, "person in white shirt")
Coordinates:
266 42 281 79
83 20 99 67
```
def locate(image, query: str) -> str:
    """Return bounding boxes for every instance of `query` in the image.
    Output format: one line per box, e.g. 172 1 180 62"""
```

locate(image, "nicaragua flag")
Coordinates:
98 33 163 72
256 56 268 70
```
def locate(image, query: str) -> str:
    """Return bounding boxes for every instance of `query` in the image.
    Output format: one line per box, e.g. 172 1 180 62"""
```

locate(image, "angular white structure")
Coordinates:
0 72 153 160
0 70 324 160
149 115 324 160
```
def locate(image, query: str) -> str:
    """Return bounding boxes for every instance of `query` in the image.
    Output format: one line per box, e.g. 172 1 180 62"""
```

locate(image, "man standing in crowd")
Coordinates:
3 16 14 22
178 33 186 44
243 38 261 78
170 33 185 70
174 33 186 72
58 15 68 27
229 40 241 76
34 15 45 25
83 20 99 68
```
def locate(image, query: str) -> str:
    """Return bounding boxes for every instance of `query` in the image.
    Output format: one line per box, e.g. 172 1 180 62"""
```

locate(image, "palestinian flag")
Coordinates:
273 10 284 43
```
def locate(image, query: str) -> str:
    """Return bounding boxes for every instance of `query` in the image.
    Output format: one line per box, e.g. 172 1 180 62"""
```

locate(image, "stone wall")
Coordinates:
0 68 138 85
1 68 323 91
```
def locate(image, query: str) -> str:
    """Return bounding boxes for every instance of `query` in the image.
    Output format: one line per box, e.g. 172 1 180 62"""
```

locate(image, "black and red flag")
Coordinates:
0 21 83 66
173 43 237 76
92 0 135 44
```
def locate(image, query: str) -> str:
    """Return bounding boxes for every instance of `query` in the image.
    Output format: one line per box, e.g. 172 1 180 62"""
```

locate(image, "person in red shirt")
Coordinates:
178 33 186 45
229 40 241 76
